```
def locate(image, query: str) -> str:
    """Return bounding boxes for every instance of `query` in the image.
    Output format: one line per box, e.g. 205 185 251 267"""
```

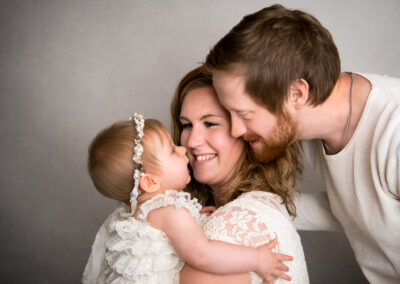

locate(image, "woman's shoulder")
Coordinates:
238 190 282 202
234 191 289 216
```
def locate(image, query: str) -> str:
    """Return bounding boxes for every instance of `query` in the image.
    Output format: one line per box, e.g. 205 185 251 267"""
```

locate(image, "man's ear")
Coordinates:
139 173 160 193
288 78 309 109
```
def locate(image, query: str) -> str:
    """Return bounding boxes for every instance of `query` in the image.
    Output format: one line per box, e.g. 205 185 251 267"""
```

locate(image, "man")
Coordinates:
204 4 400 284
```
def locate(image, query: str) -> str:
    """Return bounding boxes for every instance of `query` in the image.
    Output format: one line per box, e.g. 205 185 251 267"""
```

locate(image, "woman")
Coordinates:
171 66 309 283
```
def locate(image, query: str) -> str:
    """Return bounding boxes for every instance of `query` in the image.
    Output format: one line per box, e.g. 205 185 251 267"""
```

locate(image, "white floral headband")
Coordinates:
129 113 145 211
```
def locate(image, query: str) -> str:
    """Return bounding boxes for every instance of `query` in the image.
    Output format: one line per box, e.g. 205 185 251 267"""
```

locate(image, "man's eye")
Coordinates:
238 112 250 120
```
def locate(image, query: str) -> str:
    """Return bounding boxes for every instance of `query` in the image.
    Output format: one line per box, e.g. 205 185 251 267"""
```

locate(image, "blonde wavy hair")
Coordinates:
171 66 302 217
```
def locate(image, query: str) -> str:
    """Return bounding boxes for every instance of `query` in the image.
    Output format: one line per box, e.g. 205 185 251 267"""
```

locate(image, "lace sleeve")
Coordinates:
203 203 276 248
203 191 293 248
203 192 310 284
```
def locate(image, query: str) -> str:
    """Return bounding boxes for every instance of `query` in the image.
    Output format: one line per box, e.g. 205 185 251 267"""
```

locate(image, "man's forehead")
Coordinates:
213 72 244 86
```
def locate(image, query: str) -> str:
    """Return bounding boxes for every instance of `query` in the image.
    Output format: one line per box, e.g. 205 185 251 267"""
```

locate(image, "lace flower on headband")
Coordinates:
129 113 145 211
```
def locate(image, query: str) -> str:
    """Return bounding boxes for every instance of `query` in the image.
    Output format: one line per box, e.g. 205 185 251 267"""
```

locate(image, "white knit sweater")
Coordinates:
295 73 400 284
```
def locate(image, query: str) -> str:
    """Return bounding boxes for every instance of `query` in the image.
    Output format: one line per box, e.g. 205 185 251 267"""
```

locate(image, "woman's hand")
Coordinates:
256 238 293 283
200 206 217 216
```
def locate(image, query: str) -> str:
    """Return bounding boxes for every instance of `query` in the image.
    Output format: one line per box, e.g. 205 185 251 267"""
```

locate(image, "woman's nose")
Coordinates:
186 127 204 148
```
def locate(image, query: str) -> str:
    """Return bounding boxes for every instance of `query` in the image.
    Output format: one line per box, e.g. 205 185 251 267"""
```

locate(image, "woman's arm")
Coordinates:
147 206 291 281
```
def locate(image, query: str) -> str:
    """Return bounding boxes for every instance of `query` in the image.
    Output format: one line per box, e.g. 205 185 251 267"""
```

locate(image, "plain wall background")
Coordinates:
1 0 399 283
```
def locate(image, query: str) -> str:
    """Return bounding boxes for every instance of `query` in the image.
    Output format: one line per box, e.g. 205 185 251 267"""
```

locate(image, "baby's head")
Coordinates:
88 116 190 206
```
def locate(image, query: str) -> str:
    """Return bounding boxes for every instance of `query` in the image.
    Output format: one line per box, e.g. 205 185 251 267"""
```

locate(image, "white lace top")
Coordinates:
203 191 309 283
97 190 204 284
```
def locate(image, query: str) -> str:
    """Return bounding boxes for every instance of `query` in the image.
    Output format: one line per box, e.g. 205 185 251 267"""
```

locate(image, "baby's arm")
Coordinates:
147 206 292 281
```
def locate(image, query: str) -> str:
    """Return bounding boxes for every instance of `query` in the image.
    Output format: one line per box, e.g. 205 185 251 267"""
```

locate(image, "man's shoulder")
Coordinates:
360 73 400 97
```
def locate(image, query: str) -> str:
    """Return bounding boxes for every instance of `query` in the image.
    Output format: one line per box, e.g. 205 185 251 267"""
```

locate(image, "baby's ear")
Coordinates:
139 173 160 193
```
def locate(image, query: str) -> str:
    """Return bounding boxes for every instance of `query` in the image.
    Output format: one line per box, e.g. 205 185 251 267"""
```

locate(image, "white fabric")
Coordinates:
82 190 204 284
296 73 400 283
82 205 128 284
203 191 309 284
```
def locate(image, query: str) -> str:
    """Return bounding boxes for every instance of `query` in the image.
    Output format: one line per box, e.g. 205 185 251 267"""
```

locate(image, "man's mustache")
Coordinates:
243 133 263 142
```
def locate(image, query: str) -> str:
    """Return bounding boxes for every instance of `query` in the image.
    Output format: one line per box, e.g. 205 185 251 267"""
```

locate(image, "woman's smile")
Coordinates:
194 153 217 162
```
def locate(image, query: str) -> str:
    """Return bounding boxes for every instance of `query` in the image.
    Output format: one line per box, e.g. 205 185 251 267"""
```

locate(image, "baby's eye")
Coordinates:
204 122 218 127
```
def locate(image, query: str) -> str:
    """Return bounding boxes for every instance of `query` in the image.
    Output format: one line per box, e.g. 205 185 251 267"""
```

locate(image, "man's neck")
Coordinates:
298 73 371 154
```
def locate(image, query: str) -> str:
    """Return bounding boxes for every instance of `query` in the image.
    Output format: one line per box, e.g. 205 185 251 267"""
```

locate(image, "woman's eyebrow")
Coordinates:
179 116 190 122
200 114 224 120
179 114 224 121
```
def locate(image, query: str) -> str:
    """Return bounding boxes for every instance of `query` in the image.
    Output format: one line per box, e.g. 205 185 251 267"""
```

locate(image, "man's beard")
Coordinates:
243 113 298 163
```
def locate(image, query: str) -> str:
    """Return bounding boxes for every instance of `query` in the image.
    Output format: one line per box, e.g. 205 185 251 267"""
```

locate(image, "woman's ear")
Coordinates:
139 173 160 193
288 78 309 109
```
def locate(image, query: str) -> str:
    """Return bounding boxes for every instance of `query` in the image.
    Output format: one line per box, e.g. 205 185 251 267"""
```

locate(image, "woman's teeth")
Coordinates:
196 154 216 161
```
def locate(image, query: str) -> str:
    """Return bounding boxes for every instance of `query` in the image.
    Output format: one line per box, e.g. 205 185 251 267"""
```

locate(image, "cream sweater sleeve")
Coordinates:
294 191 342 231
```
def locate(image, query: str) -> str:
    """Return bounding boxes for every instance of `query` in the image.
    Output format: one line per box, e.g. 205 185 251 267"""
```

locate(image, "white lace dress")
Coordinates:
89 190 204 284
203 191 309 284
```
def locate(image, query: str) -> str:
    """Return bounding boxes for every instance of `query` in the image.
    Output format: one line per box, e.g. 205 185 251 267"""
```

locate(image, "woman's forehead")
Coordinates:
181 87 228 118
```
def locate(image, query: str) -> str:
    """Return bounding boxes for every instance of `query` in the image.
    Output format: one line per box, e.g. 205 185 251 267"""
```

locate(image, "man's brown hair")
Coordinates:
205 4 341 114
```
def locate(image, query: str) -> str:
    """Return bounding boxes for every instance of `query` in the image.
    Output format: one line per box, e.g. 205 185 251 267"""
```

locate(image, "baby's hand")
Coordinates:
200 206 216 216
256 238 293 284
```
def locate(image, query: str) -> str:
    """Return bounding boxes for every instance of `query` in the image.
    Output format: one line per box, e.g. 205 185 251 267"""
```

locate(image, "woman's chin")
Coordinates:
192 171 216 185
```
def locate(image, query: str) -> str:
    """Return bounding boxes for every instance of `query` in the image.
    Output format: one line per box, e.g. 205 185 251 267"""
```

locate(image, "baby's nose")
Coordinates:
177 146 186 155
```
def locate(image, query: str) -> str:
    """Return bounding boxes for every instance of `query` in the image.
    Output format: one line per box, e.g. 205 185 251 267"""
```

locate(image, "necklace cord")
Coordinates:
340 72 354 151
323 72 354 153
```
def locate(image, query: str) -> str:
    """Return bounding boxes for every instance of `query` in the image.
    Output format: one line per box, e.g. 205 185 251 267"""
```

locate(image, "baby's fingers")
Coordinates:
263 275 275 284
276 252 293 262
200 206 216 215
265 238 278 249
273 269 292 282
276 262 289 272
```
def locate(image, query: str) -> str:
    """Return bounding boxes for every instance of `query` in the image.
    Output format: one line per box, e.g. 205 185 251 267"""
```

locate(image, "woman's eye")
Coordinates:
181 123 192 129
204 122 218 127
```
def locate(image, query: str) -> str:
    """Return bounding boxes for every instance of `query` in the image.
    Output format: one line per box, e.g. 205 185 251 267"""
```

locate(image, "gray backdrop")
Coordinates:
1 0 399 283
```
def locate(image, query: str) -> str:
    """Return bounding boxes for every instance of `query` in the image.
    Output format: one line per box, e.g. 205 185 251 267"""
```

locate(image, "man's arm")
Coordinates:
294 191 343 231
